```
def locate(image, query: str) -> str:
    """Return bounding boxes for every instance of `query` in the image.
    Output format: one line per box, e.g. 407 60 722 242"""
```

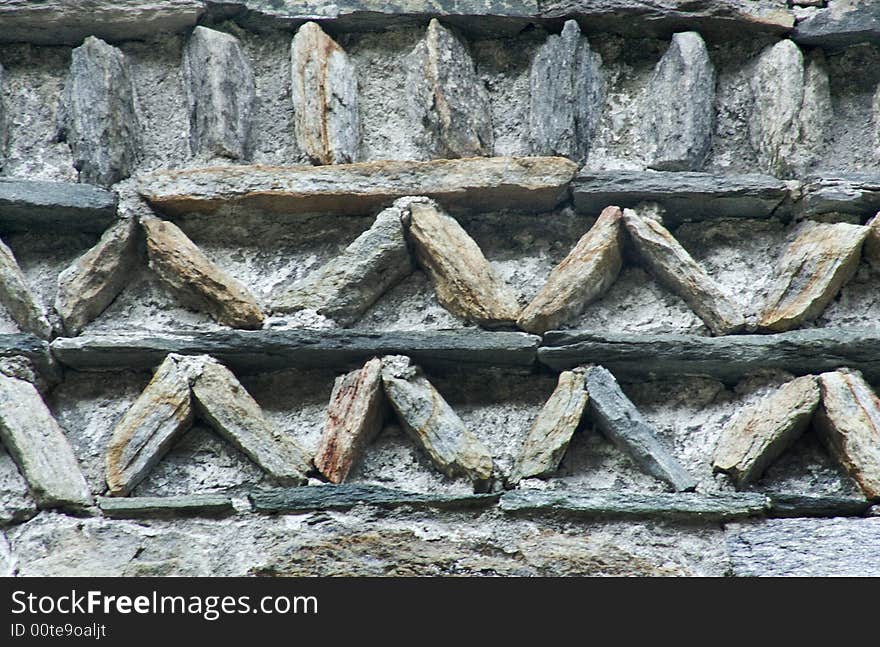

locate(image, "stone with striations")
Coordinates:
273 202 412 324
713 375 821 486
0 373 92 509
55 217 140 336
0 178 117 233
406 19 493 158
0 237 54 339
98 494 234 519
529 19 603 163
510 368 589 483
381 355 493 486
142 217 264 329
57 36 141 187
291 22 360 165
584 365 697 491
792 0 880 49
814 369 880 500
759 221 867 332
315 358 386 484
645 31 715 171
182 26 255 160
408 199 520 327
518 205 622 334
622 208 745 335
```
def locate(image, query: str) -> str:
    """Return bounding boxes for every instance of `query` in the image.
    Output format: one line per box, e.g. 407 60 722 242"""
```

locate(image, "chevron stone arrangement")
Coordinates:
3 1 880 577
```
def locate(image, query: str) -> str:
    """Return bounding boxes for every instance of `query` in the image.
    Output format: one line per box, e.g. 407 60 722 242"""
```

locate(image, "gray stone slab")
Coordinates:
97 495 234 519
793 0 880 49
0 179 117 234
766 493 872 518
799 174 880 218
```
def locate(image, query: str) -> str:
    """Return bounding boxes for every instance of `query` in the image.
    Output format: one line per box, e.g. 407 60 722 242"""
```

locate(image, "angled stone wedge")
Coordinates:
407 199 520 327
291 21 360 165
713 375 821 486
406 18 493 158
183 26 255 160
645 31 715 171
518 205 622 334
759 221 867 332
529 19 604 163
381 355 493 486
55 217 140 336
142 217 264 329
314 357 386 484
510 368 589 484
57 36 141 187
273 202 412 325
584 365 697 492
0 236 54 339
815 369 880 500
622 208 745 335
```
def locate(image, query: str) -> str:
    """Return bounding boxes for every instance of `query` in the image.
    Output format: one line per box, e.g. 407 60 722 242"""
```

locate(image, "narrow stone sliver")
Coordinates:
0 236 55 340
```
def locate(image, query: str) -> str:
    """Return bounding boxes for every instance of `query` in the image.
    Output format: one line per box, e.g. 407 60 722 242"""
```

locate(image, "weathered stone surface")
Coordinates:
766 493 872 518
0 237 54 339
51 329 541 374
622 208 745 335
273 203 412 324
55 218 140 336
98 495 233 519
793 0 880 48
713 375 821 486
0 63 6 173
315 358 386 484
572 170 791 224
0 450 37 527
0 335 54 383
250 484 498 513
500 490 767 521
865 211 880 271
381 355 493 486
539 328 880 383
0 1 205 46
182 26 255 160
0 178 118 234
139 157 577 218
57 37 141 187
406 19 493 158
142 217 264 329
0 374 92 509
518 205 622 334
815 369 880 500
644 31 715 171
408 199 520 327
105 354 194 496
529 20 603 163
759 221 867 332
749 40 830 177
290 22 360 165
510 369 588 483
726 518 880 576
584 365 697 491
799 174 880 218
190 358 311 485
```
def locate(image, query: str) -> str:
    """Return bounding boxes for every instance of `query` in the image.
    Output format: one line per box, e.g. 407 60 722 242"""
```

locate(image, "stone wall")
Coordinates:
2 0 880 576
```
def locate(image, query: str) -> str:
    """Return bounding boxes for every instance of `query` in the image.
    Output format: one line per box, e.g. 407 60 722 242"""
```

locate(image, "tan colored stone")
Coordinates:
518 205 622 334
713 375 820 486
142 217 263 329
862 212 880 271
0 236 53 339
408 199 520 327
759 221 867 332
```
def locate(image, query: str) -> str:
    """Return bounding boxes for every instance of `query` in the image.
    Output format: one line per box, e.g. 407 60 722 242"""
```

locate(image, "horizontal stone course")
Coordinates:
0 179 117 233
97 495 234 519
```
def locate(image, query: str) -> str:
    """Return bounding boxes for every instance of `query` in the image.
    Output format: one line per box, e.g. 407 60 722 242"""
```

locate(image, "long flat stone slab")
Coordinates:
538 328 880 383
0 179 118 233
572 170 791 224
97 495 234 519
793 0 880 49
249 484 500 513
138 157 577 219
50 329 541 374
798 174 880 218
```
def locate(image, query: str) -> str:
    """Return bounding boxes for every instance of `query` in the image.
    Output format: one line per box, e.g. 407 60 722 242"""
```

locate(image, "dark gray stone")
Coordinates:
584 365 697 491
645 31 715 171
766 493 872 518
539 328 880 384
57 37 141 187
97 495 234 519
798 174 880 218
249 484 500 513
529 20 604 163
0 179 117 234
0 335 55 383
571 170 791 225
793 0 880 49
500 490 768 521
182 26 256 161
50 329 541 374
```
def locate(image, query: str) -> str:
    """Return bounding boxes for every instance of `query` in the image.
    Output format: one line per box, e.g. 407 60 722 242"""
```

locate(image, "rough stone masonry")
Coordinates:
2 0 880 578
